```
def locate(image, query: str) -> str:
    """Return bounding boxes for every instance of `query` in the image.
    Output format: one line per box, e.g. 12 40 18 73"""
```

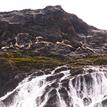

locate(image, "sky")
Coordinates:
0 0 107 30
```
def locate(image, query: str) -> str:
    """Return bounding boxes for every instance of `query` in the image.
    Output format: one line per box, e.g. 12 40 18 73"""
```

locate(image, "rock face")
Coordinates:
0 5 107 56
0 59 27 97
0 5 107 98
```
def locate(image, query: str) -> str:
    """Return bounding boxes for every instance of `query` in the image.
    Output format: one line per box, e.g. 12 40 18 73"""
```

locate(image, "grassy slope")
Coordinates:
0 51 107 70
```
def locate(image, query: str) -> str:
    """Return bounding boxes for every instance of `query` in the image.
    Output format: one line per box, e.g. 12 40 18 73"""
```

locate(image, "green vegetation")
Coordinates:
68 55 107 66
0 51 107 70
0 51 66 69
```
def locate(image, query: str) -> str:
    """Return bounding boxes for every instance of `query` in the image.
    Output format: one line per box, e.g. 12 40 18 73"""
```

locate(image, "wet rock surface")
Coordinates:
83 97 92 106
1 66 107 107
102 99 107 107
0 59 82 97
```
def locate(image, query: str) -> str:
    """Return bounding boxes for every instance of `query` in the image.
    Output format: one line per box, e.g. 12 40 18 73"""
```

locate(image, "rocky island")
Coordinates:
0 5 107 107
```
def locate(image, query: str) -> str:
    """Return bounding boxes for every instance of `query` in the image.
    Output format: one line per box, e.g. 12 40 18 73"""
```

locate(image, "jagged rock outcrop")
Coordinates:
0 5 107 56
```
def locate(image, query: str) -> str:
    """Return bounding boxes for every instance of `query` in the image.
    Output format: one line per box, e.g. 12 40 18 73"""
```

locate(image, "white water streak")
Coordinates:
0 66 107 107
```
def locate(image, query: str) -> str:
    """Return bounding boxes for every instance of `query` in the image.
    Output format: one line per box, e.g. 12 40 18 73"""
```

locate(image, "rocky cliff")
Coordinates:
0 5 107 97
0 5 107 57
